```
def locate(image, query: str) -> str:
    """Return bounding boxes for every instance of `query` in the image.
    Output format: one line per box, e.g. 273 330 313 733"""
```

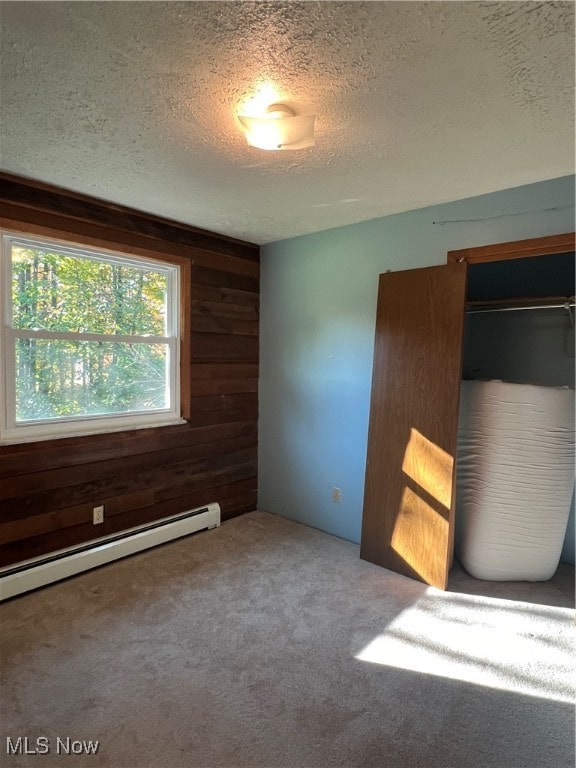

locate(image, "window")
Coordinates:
0 232 183 443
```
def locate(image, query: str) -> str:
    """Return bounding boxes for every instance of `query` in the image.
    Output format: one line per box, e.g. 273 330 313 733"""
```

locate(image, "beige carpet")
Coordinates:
1 510 574 768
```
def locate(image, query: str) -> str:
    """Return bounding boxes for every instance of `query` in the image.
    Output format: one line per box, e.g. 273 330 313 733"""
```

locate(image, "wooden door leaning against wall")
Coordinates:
360 262 468 590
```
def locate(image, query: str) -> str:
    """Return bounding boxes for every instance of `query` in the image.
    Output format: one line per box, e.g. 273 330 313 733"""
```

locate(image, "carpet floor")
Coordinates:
1 510 574 768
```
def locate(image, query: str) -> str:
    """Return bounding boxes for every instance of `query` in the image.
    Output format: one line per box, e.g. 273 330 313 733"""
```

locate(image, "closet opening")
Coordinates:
449 248 574 606
463 251 574 388
361 231 574 595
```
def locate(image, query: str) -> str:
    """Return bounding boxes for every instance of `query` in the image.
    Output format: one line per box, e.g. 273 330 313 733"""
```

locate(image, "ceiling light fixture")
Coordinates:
238 104 315 151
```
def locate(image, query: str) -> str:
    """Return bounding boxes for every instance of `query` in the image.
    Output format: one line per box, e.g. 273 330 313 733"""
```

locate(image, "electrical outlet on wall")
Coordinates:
332 487 342 503
93 505 104 525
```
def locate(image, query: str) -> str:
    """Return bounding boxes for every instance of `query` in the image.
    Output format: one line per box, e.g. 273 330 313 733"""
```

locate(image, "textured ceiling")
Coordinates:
1 1 574 244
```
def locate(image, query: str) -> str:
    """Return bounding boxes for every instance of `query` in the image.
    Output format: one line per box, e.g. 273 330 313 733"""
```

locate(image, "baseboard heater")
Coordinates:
0 502 221 602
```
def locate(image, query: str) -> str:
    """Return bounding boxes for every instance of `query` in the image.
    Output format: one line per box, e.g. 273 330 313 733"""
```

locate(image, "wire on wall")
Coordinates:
432 205 574 226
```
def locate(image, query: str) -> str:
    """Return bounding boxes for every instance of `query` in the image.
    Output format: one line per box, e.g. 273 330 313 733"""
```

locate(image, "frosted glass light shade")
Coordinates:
238 106 315 150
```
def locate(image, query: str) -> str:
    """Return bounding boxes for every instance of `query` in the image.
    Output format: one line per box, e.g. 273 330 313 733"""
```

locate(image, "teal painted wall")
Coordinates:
258 176 575 553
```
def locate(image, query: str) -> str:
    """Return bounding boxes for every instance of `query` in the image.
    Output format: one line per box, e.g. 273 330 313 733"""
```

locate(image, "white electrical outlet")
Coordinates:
93 505 104 525
332 487 342 503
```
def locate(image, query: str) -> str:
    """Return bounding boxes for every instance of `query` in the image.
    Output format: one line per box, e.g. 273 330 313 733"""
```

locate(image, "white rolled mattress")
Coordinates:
455 380 575 581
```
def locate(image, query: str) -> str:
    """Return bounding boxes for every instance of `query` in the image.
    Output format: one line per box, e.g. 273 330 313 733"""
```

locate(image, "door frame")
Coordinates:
447 229 574 577
447 231 575 265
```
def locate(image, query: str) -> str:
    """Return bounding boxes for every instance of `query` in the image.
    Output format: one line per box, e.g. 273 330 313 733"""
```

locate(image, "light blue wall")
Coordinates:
258 176 575 547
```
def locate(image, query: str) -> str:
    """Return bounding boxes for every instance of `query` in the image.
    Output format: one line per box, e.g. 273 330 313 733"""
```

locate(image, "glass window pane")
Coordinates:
11 245 168 336
15 339 169 422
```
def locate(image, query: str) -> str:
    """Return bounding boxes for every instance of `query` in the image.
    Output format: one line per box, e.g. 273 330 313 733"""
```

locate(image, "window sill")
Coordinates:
0 418 188 446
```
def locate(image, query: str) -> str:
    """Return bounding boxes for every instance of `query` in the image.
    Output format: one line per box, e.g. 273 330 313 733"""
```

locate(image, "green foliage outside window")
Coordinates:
11 246 171 422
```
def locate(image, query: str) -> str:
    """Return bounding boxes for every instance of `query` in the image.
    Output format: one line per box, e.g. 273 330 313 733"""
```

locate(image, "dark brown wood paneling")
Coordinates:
0 435 257 501
0 172 258 261
1 205 259 279
361 263 467 590
0 490 155 545
190 393 258 412
191 363 259 381
187 407 259 429
0 422 257 479
190 379 259 396
220 491 259 519
189 363 259 396
0 174 259 567
191 283 260 308
191 332 259 363
191 265 259 292
193 299 259 320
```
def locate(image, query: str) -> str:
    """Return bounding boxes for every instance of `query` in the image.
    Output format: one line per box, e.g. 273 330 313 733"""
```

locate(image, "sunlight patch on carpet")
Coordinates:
355 589 575 703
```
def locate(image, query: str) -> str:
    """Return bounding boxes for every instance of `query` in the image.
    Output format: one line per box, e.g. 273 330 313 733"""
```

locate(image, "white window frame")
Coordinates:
0 231 184 444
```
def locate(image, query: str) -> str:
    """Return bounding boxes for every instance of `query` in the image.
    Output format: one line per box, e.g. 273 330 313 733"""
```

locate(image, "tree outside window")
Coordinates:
1 233 182 443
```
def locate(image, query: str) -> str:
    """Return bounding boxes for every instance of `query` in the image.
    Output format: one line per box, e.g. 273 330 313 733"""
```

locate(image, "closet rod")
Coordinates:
466 300 575 314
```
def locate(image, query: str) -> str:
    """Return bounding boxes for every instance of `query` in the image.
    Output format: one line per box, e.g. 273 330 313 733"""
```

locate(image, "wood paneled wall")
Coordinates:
0 173 259 567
